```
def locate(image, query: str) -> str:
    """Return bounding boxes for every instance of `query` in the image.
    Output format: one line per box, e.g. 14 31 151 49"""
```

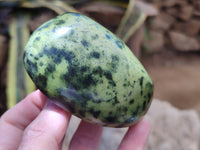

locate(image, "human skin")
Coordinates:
0 90 150 150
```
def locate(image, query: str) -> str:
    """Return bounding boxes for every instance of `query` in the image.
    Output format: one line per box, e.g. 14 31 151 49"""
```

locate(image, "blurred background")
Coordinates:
0 0 199 149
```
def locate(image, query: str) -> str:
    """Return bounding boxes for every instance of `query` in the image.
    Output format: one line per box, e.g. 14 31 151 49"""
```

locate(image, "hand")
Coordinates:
0 90 150 150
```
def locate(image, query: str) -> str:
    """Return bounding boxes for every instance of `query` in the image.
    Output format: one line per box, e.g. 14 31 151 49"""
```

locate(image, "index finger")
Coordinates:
118 118 150 150
0 90 47 149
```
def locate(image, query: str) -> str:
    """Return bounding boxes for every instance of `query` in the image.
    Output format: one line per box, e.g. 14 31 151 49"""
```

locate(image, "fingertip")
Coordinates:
133 117 151 132
69 121 103 150
118 118 151 150
18 100 71 150
44 100 71 124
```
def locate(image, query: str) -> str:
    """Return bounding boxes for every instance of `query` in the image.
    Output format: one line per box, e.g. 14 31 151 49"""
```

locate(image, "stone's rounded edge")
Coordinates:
23 12 154 128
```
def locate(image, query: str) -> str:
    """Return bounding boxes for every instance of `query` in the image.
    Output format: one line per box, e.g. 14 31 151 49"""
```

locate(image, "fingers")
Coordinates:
118 118 150 150
69 121 103 150
18 100 71 150
0 90 47 150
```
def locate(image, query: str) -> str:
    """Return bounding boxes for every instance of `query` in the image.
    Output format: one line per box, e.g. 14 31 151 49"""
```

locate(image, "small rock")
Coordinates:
143 30 164 52
145 100 200 150
176 0 188 6
173 20 200 36
169 31 199 51
166 7 179 17
151 13 175 31
78 2 124 31
161 0 177 7
193 10 200 17
178 5 194 21
28 9 56 32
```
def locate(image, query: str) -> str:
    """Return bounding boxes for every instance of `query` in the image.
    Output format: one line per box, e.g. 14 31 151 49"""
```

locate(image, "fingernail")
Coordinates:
44 100 71 117
44 100 60 110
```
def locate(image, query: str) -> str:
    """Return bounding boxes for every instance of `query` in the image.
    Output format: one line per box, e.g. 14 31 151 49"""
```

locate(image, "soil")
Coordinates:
141 49 200 115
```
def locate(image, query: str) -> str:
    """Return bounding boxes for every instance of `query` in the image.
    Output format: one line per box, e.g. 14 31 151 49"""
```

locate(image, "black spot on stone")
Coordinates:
92 66 103 77
115 40 124 49
142 101 147 111
105 116 117 123
132 105 140 116
99 80 103 84
129 99 134 104
80 66 89 73
56 20 65 25
35 74 47 91
96 99 102 103
104 71 112 80
140 90 143 96
43 47 76 64
123 107 128 112
34 57 39 60
79 110 86 117
82 74 96 88
71 13 81 17
92 34 99 40
109 81 116 87
67 67 77 77
147 91 153 103
81 92 93 101
81 40 89 47
123 117 136 125
69 29 74 36
26 59 38 73
136 105 141 112
63 63 97 90
132 110 138 116
39 62 43 66
140 76 144 87
111 55 119 62
35 37 40 42
105 33 111 39
39 53 43 57
30 53 33 57
45 63 55 74
64 51 76 63
110 55 119 72
113 96 120 104
89 108 101 118
90 51 100 59
128 91 133 97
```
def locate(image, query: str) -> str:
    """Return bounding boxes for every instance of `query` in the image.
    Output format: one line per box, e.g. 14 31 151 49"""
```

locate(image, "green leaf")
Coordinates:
20 0 78 14
116 0 146 42
7 12 35 108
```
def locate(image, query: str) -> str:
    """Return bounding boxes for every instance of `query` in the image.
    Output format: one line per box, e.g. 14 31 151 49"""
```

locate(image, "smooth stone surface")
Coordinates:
23 12 153 127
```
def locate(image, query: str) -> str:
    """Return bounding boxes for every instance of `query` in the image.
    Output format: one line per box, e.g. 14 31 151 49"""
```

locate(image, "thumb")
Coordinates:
18 100 71 150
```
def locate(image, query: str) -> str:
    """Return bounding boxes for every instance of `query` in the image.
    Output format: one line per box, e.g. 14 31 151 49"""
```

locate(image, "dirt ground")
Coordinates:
142 50 200 116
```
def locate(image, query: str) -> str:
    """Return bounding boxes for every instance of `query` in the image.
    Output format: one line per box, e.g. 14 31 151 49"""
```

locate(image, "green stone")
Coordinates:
23 12 153 127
